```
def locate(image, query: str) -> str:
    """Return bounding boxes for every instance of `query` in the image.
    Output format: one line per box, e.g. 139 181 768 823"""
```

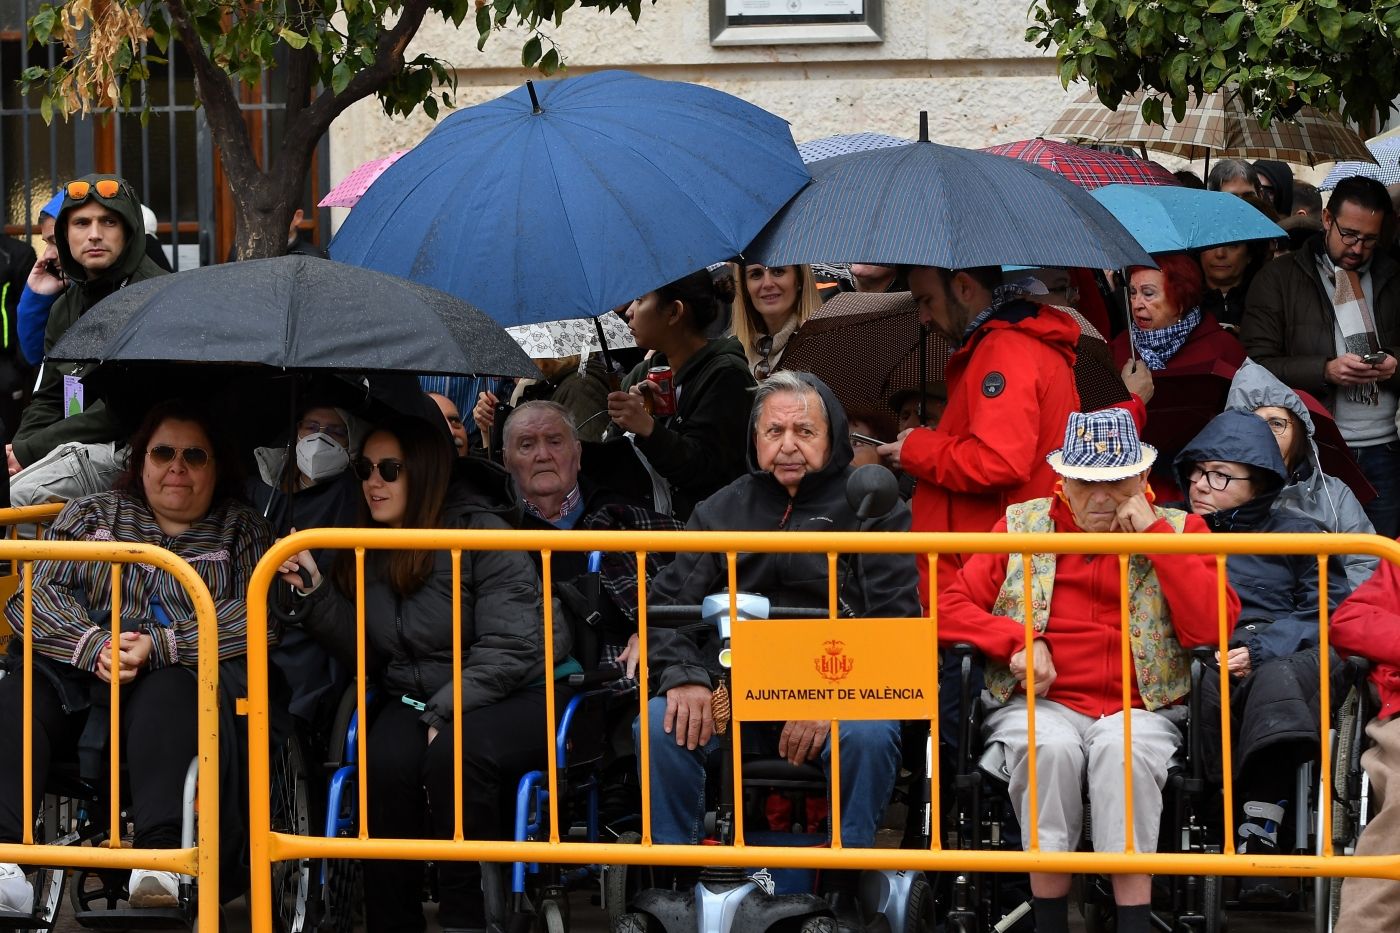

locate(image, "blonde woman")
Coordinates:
731 262 822 378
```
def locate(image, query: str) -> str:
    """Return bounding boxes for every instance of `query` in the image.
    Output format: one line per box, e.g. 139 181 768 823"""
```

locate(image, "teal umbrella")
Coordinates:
1090 184 1286 253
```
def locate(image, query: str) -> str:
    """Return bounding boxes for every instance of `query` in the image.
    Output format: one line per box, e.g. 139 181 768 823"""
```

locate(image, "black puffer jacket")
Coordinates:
298 458 568 732
1173 410 1351 667
647 373 920 694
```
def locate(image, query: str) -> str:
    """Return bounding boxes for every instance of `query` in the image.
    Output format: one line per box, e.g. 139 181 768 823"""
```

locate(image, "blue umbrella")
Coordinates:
1320 138 1400 190
329 70 810 326
745 140 1152 271
1090 184 1287 253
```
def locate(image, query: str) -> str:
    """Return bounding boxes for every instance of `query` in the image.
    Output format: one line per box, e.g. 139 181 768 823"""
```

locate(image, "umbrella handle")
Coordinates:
594 316 622 391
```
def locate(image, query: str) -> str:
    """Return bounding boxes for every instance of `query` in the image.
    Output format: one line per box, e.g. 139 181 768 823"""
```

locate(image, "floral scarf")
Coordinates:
1130 306 1201 371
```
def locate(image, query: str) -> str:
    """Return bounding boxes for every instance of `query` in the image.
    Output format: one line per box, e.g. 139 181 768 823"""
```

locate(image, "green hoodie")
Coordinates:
12 174 169 466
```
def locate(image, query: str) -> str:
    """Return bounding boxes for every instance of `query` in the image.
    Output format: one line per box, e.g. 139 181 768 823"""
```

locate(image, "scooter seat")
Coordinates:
743 758 826 785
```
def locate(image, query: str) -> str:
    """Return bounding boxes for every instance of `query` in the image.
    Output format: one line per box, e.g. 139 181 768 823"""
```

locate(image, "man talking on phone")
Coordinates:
1242 175 1400 537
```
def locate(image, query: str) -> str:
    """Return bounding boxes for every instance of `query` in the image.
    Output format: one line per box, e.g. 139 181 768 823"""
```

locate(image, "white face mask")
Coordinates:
295 432 349 483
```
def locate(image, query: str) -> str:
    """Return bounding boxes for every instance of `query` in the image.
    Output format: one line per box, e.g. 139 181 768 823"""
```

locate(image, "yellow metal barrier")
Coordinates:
0 534 221 932
0 504 68 651
244 528 1400 932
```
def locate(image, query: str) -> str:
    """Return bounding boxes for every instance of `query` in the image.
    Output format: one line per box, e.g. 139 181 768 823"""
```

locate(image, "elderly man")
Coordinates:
428 392 469 457
640 371 918 865
941 408 1238 933
877 265 1080 602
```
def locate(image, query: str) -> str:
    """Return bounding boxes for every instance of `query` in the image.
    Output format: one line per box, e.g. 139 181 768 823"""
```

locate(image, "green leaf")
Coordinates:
1317 7 1342 42
1140 95 1164 126
423 95 438 119
1205 0 1237 11
521 34 542 67
1224 10 1246 41
1166 51 1189 98
332 60 352 94
541 46 561 73
279 28 309 49
39 94 53 125
30 6 56 45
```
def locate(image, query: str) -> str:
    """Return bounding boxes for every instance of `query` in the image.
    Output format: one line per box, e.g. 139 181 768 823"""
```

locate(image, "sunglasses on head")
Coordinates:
148 445 211 469
353 458 404 482
66 179 124 202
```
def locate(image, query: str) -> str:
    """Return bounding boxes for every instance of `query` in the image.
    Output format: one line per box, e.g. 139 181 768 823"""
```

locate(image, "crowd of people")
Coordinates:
0 158 1399 933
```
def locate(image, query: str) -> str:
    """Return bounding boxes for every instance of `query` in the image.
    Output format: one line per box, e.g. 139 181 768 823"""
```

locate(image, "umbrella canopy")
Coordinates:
1091 184 1287 253
1043 88 1376 166
318 149 409 208
329 70 811 326
746 140 1153 271
797 132 913 164
982 138 1180 189
776 291 1130 418
48 255 540 378
1320 138 1400 190
507 313 635 359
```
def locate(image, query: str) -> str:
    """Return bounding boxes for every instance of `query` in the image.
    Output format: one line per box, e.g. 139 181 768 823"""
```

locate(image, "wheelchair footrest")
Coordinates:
74 907 190 929
0 906 55 930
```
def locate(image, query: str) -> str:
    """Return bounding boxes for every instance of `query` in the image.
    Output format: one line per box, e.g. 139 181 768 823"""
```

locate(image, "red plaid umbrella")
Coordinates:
982 138 1179 189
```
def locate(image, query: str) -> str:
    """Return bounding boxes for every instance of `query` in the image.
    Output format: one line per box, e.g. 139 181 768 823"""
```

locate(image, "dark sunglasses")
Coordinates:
148 445 211 469
755 334 775 379
353 457 404 482
66 179 124 201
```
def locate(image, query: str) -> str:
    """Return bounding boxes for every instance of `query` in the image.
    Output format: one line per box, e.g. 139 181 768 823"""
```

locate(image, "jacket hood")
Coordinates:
970 300 1081 368
1225 358 1320 481
443 455 522 527
55 174 148 284
1253 160 1294 214
744 372 853 496
1174 409 1288 530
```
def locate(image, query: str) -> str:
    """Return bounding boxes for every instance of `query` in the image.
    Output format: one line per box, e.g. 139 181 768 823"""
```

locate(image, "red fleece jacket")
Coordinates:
939 494 1240 717
1331 558 1400 720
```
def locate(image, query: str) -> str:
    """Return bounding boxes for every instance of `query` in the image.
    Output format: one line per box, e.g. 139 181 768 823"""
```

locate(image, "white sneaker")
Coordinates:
0 862 32 915
127 869 180 909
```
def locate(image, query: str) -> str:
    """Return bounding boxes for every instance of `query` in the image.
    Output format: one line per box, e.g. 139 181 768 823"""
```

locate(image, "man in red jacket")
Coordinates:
1330 558 1400 928
879 265 1082 604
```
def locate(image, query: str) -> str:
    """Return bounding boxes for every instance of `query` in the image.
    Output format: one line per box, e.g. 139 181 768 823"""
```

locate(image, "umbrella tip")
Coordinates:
527 80 542 114
919 111 929 143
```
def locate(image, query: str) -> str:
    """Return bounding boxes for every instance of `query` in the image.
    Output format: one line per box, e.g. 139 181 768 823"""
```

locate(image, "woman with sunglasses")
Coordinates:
276 416 570 933
1173 411 1352 878
0 399 272 914
730 262 822 379
607 268 757 520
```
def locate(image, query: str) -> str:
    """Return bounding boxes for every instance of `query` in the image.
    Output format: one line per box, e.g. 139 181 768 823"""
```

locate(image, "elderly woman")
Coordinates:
0 400 271 914
941 407 1236 933
1111 253 1246 498
278 416 571 933
730 262 822 378
1173 411 1352 870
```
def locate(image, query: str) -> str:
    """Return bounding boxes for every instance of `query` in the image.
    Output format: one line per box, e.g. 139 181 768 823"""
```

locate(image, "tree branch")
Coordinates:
165 0 260 190
283 0 318 124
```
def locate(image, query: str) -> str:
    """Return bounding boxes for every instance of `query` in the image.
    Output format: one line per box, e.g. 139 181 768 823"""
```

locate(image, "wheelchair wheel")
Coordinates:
539 897 568 933
902 874 935 933
1202 875 1225 933
271 734 313 933
798 916 838 933
602 831 641 925
612 911 653 933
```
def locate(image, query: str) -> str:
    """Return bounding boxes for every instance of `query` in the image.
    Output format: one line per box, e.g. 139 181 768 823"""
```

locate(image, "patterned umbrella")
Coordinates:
318 149 409 208
506 312 635 358
1043 88 1376 166
797 132 913 164
982 138 1179 189
1320 138 1400 190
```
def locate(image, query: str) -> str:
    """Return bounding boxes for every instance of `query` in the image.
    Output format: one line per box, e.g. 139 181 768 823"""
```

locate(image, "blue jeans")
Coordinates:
634 695 901 847
1353 441 1400 539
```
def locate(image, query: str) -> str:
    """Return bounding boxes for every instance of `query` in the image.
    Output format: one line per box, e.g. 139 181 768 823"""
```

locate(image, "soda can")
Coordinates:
647 365 677 416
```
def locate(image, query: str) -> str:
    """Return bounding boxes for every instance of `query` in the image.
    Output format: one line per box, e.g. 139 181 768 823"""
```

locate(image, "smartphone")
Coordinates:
1362 351 1389 366
42 258 64 282
849 432 886 447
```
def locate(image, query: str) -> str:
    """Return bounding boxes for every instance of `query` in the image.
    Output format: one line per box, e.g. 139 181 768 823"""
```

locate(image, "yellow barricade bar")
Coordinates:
244 528 1400 933
0 536 221 932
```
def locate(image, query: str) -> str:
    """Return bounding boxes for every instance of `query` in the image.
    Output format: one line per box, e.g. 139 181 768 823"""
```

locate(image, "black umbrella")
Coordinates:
48 255 541 378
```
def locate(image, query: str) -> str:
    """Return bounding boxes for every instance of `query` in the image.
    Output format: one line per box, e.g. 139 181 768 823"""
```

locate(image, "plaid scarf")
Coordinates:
1320 253 1382 405
1130 307 1201 371
578 502 684 625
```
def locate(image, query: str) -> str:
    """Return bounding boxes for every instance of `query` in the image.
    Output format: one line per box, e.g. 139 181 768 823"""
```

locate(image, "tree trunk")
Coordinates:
232 189 295 261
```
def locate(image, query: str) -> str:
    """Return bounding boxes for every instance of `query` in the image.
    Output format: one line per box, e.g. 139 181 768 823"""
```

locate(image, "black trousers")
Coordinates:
0 665 198 849
362 686 562 933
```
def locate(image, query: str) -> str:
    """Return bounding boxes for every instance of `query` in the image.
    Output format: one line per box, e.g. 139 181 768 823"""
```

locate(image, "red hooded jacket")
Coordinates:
1330 558 1400 720
902 301 1081 603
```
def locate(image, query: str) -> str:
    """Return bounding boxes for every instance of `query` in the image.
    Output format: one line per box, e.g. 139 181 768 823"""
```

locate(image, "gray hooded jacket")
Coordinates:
1225 359 1377 588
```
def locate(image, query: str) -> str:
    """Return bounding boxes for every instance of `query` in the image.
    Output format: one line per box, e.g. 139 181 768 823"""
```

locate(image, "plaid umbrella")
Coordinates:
776 291 1130 419
1320 138 1400 189
1043 88 1375 166
318 149 409 208
982 138 1179 189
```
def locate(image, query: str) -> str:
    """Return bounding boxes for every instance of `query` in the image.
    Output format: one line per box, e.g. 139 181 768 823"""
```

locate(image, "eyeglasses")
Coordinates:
755 335 775 380
1262 416 1292 436
298 419 349 442
148 445 211 470
1333 225 1381 248
1188 466 1249 492
65 179 124 201
353 457 404 482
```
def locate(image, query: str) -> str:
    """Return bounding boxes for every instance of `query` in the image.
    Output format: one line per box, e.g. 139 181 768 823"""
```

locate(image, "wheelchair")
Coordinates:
1314 659 1376 933
941 644 1225 933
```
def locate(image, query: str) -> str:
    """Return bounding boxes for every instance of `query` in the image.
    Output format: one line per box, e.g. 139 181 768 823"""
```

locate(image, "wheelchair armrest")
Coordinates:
1343 655 1373 679
568 662 625 689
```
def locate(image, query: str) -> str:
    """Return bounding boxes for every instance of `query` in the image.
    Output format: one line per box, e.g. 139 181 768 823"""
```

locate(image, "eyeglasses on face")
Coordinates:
298 419 349 442
1334 225 1380 248
1262 416 1292 436
148 445 211 469
66 179 124 201
1188 466 1249 492
353 457 404 482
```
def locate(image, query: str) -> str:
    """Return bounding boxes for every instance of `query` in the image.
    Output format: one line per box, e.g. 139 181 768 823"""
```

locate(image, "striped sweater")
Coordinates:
3 491 273 671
